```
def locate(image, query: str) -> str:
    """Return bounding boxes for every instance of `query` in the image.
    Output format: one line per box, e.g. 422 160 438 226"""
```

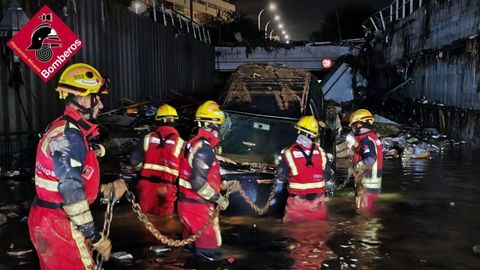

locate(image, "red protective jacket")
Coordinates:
29 106 101 270
136 126 184 216
281 141 327 196
353 131 383 190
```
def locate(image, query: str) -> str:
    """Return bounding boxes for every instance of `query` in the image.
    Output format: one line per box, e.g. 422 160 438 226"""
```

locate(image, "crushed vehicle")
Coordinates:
218 63 338 216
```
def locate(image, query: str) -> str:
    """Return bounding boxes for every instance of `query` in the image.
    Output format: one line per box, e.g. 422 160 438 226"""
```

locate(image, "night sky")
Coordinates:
229 0 394 40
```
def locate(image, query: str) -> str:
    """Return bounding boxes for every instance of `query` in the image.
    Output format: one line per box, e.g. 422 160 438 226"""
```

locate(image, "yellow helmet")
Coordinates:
56 63 110 100
349 109 374 126
195 100 225 126
294 115 319 138
155 104 179 122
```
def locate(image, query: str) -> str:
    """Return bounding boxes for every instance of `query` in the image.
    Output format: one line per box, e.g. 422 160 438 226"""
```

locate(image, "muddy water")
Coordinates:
1 148 480 269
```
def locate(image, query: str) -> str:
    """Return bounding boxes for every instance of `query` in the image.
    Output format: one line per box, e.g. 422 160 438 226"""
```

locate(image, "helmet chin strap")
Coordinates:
67 94 98 120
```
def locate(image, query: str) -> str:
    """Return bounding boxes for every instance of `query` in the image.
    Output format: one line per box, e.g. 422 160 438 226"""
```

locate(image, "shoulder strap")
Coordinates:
294 143 316 167
154 131 175 148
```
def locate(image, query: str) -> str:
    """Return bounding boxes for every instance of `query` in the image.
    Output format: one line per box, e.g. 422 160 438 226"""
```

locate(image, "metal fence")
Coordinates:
0 0 215 168
362 0 424 35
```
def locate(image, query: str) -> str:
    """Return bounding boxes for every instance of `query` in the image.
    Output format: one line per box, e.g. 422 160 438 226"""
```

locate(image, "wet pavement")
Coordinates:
1 148 480 269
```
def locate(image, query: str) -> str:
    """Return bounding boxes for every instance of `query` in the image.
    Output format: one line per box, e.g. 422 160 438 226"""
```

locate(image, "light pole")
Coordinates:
264 20 271 39
257 3 276 31
269 28 275 40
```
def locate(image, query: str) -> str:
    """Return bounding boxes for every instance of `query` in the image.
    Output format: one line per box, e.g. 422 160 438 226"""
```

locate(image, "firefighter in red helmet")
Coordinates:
28 63 127 269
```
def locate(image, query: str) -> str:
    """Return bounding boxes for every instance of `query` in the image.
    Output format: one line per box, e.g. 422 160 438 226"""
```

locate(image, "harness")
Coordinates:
294 143 316 167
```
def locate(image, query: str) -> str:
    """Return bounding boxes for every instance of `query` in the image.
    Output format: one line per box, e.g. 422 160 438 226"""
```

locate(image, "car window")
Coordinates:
220 112 298 164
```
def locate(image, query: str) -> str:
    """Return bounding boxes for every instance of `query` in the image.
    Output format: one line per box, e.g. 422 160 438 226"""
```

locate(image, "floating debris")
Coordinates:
6 249 33 258
0 213 6 226
473 244 480 256
111 251 134 264
149 246 172 255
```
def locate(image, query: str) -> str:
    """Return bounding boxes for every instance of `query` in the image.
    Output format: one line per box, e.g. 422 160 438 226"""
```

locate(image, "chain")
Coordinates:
126 183 238 247
95 189 116 270
236 180 277 215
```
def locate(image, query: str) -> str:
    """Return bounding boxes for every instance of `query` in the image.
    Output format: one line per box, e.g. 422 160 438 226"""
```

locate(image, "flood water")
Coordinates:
1 148 480 269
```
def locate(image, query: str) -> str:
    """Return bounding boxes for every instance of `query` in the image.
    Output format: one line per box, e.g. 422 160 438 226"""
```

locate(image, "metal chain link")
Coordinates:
125 182 238 248
95 189 116 270
236 181 277 215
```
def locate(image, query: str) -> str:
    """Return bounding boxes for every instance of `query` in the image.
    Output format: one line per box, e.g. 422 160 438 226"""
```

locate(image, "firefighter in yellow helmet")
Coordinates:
29 63 127 269
277 115 332 223
177 100 229 261
130 104 185 216
348 109 383 213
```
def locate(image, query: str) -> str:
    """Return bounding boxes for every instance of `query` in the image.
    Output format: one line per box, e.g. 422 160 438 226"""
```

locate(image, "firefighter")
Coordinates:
28 63 127 269
178 100 229 262
349 109 383 213
130 104 184 216
278 115 332 223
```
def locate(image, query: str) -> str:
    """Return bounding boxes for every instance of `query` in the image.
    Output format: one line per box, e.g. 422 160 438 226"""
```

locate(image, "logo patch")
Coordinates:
7 5 83 82
82 165 94 180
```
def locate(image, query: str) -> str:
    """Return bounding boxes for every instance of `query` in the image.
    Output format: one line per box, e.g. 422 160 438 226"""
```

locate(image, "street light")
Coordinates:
264 20 272 39
274 15 280 21
278 23 283 29
258 2 276 31
285 34 289 39
269 28 275 40
282 30 286 35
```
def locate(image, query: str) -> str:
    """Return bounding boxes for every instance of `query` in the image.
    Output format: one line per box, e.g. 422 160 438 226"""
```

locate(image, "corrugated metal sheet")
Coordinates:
0 0 214 168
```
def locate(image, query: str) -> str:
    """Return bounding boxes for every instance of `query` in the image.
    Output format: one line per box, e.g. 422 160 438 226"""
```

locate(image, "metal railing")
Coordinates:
362 0 424 36
139 0 211 44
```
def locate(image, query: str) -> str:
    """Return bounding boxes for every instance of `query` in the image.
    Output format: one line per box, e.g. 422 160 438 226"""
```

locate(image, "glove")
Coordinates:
101 178 128 200
92 233 112 261
215 195 229 210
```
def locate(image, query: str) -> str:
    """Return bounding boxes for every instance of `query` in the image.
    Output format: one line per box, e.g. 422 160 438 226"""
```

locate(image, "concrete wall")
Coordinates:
380 0 480 110
216 43 360 72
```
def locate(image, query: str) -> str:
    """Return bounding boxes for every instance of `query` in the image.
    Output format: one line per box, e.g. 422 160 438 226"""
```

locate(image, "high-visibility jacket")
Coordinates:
353 131 383 189
139 126 184 184
34 106 100 205
178 128 221 203
281 142 327 196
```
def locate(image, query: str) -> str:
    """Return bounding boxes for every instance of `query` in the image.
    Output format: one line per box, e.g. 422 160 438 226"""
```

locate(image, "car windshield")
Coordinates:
220 112 298 164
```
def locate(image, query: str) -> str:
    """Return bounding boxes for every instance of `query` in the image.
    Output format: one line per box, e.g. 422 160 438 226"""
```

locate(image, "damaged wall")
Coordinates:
0 0 215 168
368 0 480 142
377 0 480 109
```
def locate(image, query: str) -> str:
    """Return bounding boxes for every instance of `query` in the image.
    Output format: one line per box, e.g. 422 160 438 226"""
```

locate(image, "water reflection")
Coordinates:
285 221 334 270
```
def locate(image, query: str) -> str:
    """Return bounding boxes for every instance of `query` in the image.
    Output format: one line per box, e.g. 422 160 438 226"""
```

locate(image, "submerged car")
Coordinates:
218 63 336 216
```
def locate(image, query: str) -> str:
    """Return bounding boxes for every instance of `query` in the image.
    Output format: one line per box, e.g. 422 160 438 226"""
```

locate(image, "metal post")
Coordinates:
379 10 386 31
402 0 406 18
186 18 190 33
161 1 167 26
410 0 413 14
170 13 175 26
198 26 203 42
257 8 265 31
207 29 211 44
390 4 393 22
193 24 197 39
395 0 399 20
419 0 422 8
153 0 157 22
178 15 183 29
202 27 207 43
264 20 271 39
